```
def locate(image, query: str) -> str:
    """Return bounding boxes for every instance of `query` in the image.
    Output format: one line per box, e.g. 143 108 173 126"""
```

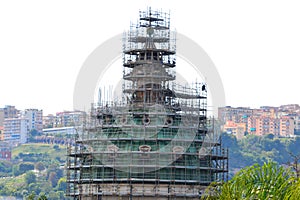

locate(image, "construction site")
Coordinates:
66 8 228 200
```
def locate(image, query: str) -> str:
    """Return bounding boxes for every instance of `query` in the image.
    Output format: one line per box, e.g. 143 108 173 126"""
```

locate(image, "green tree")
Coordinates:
35 161 45 171
19 162 35 174
221 133 239 150
22 189 29 197
53 145 60 150
28 182 42 195
48 171 58 187
202 162 294 200
12 165 20 176
28 129 41 142
25 171 36 185
0 160 13 174
38 192 48 200
26 191 36 200
48 191 60 200
56 191 65 199
57 177 67 191
46 163 63 185
284 178 300 200
288 137 300 154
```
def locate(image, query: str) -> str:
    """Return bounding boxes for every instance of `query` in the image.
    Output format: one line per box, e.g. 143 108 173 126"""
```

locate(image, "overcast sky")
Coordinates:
1 0 300 115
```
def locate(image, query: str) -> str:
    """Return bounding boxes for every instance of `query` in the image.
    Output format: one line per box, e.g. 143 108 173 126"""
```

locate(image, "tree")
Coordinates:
12 165 20 176
221 133 239 150
56 191 66 199
35 162 45 171
38 192 48 200
0 160 13 174
202 162 294 200
25 171 36 185
48 172 58 187
47 163 63 181
28 182 42 195
53 145 60 150
22 189 29 197
26 191 36 200
19 162 35 174
264 133 275 140
284 178 300 200
48 191 60 200
288 137 300 154
286 152 300 178
57 177 67 191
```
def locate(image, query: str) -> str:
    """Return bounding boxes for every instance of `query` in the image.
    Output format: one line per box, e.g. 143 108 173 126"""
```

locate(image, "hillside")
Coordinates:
222 133 300 178
12 143 66 163
0 143 69 199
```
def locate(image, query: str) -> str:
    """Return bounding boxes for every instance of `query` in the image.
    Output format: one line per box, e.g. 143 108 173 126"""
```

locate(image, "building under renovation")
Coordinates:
66 8 228 199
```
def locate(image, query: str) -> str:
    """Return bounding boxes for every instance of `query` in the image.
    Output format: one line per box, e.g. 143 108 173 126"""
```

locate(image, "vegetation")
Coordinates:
200 134 300 199
0 143 69 200
202 162 300 199
1 134 300 199
12 143 66 162
0 160 13 177
221 133 300 178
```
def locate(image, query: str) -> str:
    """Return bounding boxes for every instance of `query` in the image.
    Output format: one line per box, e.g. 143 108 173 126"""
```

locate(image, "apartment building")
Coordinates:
218 106 253 124
223 121 246 140
0 105 19 126
24 109 43 133
4 118 29 143
219 105 297 137
55 111 85 127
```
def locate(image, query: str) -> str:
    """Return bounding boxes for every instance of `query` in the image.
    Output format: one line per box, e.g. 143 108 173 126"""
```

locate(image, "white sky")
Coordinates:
1 0 300 115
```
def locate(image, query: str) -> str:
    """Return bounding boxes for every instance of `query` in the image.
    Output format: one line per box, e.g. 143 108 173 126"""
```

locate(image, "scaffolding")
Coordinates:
66 8 228 200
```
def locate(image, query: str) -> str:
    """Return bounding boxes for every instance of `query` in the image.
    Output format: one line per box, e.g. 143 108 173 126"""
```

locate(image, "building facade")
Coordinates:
0 105 19 126
0 126 4 141
43 114 55 128
219 105 298 137
3 118 29 144
24 109 43 133
223 121 246 140
0 106 43 144
55 111 85 127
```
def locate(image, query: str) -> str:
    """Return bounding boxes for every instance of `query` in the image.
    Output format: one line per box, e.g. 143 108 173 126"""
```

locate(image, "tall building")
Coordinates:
66 9 228 199
0 107 43 144
24 109 43 133
0 105 19 126
3 117 29 144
